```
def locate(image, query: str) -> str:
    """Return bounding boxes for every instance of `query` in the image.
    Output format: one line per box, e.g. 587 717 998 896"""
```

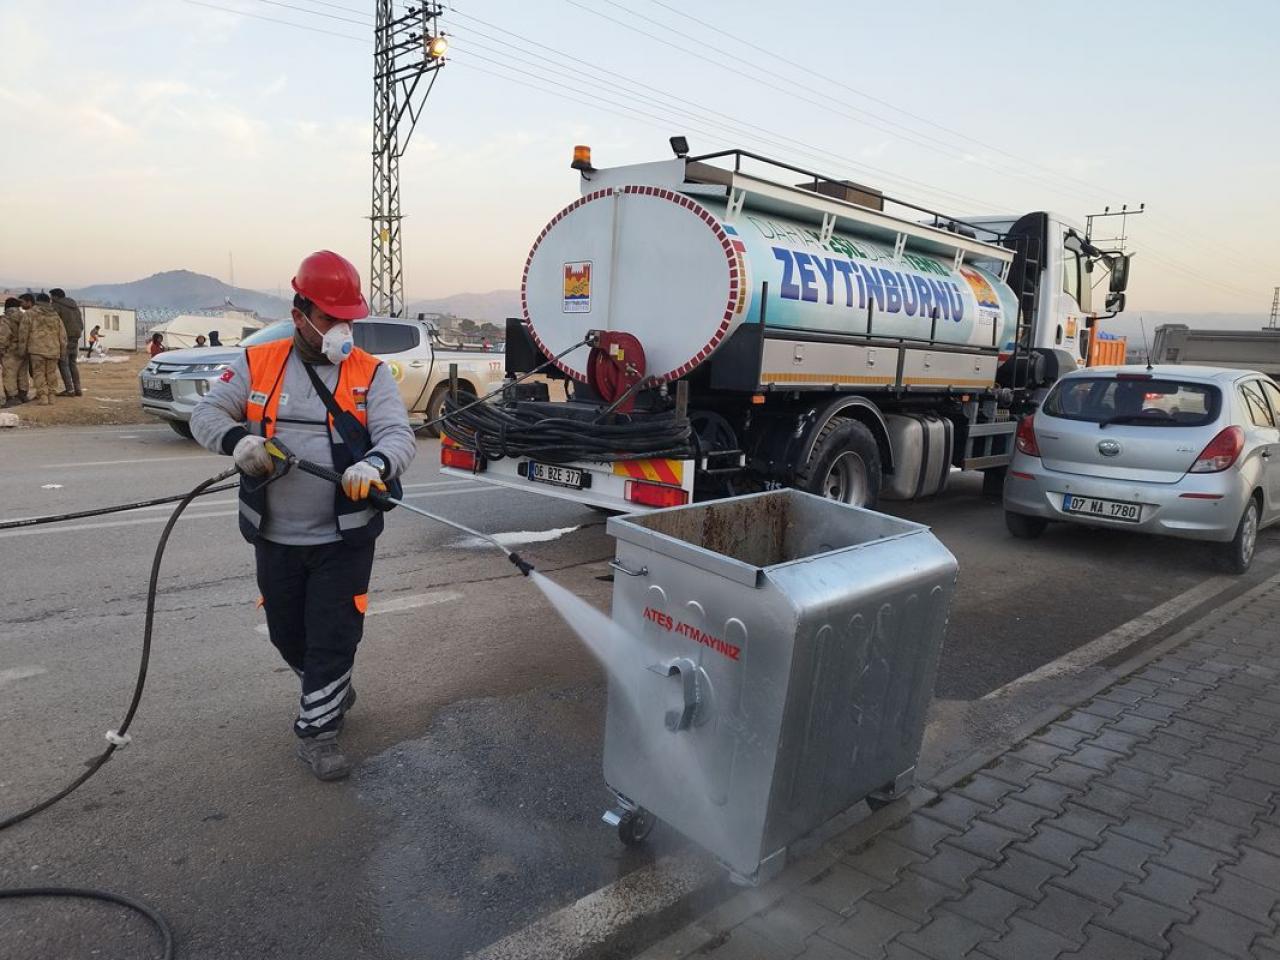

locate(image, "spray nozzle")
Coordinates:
508 552 535 577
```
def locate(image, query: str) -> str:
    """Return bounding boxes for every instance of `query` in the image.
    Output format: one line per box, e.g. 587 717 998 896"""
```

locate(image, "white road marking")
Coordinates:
0 479 478 525
254 590 462 633
981 573 1241 701
40 484 64 490
0 666 48 687
455 526 580 548
39 453 222 469
0 485 499 539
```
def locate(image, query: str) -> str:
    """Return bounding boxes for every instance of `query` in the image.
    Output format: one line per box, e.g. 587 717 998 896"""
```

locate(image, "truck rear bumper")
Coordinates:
443 454 693 512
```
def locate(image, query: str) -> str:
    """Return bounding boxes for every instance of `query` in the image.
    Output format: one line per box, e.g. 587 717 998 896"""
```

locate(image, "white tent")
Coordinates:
151 312 266 349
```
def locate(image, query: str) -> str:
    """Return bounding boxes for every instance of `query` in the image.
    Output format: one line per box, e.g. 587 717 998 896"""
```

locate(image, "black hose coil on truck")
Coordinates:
441 390 695 465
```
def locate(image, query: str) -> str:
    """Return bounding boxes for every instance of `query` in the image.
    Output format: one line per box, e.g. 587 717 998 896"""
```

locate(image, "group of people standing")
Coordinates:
1 290 84 407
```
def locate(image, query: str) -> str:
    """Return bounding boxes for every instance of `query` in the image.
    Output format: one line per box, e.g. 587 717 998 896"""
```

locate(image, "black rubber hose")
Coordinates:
0 887 174 960
0 467 236 832
0 481 238 531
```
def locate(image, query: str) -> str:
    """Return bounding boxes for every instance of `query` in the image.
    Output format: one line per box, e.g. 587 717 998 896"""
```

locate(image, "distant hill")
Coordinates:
70 270 292 318
405 290 520 324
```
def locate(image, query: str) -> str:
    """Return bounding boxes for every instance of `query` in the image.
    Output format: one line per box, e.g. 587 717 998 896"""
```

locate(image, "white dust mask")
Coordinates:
308 317 354 364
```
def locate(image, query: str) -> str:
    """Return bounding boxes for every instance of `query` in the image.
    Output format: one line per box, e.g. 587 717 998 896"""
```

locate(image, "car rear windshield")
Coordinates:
1043 377 1220 427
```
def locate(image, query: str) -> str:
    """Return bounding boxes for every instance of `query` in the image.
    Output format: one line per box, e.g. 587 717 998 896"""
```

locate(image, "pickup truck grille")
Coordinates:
143 384 174 401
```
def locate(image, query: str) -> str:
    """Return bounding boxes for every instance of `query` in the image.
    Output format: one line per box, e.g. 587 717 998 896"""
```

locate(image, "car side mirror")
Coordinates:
1105 291 1126 314
1109 255 1132 293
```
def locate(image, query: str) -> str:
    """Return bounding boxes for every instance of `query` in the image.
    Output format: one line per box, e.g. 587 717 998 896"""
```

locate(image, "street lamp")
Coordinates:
426 33 449 59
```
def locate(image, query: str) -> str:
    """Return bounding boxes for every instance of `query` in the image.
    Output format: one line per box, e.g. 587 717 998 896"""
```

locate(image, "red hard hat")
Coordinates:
291 250 369 321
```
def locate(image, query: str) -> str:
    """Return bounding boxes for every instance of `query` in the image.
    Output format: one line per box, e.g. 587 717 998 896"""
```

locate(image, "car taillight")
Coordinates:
441 445 479 472
625 480 688 508
1189 426 1244 473
1015 416 1040 457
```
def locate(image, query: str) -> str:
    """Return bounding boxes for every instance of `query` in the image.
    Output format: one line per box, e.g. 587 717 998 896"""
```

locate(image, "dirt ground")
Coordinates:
3 352 156 428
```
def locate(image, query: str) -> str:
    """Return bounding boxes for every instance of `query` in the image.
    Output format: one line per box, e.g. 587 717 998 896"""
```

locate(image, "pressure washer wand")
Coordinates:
263 440 535 576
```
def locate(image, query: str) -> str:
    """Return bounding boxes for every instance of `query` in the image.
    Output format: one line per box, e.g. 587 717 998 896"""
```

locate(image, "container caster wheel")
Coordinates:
618 809 655 846
865 794 894 812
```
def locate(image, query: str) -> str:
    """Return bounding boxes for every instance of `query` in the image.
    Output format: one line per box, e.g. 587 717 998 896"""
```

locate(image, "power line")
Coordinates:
250 0 369 27
643 0 1273 279
184 0 367 42
182 0 1265 305
571 0 1119 212
642 0 1126 205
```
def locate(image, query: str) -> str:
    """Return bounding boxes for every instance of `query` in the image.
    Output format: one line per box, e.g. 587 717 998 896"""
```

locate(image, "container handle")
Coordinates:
608 559 648 577
651 657 701 731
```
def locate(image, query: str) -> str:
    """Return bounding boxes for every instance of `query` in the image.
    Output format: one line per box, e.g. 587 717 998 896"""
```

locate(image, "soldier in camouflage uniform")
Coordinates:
21 293 68 405
3 296 32 406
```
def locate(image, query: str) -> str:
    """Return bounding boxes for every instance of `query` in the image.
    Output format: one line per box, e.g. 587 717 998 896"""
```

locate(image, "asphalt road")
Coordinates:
3 423 1278 959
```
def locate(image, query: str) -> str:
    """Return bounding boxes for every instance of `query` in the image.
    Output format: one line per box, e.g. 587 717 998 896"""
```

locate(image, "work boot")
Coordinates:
56 390 74 397
296 732 351 781
342 685 357 712
17 393 31 404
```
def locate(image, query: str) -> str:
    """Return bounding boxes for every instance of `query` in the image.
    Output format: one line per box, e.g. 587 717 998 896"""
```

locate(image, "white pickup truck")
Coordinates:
140 315 505 438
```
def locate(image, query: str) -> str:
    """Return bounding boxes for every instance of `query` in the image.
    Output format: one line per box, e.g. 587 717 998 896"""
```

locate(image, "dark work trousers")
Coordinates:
254 538 376 738
58 345 80 394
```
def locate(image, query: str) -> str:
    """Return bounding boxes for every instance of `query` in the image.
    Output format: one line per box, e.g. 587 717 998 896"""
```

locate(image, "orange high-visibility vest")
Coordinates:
238 339 386 544
244 337 380 436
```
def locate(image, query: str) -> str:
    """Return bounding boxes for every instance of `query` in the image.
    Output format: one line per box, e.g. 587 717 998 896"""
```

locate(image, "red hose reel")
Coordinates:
586 331 647 413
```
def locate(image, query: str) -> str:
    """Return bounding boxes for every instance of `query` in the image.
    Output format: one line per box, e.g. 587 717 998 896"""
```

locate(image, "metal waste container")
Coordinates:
601 490 958 882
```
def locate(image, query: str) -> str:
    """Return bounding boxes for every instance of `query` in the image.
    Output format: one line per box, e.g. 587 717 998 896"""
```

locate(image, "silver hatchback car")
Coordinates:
1004 365 1280 573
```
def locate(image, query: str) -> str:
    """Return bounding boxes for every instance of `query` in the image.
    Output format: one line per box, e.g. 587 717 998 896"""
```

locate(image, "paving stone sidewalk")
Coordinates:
640 577 1280 960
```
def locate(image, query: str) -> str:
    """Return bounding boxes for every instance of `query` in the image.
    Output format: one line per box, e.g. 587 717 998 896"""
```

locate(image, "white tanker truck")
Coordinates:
441 146 1134 511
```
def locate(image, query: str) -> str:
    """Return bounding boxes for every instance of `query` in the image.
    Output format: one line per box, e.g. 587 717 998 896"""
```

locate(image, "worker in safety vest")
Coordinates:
191 250 416 780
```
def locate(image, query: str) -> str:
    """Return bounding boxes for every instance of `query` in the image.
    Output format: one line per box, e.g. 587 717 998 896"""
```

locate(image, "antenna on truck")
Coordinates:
1139 316 1153 371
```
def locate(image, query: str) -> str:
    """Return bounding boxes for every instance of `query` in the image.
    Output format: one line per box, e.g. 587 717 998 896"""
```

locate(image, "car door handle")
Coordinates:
1263 451 1273 460
409 360 428 368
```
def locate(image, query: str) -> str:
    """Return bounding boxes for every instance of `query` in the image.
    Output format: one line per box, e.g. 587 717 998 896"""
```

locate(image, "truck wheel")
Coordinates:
1005 511 1047 539
796 419 882 508
168 420 193 440
1218 497 1259 575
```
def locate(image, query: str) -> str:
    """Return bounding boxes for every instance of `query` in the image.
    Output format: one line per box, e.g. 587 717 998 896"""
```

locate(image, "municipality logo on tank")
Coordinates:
562 261 592 313
1097 439 1123 457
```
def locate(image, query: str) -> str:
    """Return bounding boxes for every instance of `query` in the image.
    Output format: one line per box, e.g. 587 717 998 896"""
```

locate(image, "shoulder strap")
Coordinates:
302 359 345 423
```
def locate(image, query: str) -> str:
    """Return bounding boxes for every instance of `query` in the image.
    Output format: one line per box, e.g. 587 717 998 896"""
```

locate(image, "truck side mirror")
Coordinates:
1109 255 1132 293
1106 291 1126 314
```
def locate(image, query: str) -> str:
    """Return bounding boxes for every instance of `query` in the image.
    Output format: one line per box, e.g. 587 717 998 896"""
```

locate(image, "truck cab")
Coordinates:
964 212 1133 379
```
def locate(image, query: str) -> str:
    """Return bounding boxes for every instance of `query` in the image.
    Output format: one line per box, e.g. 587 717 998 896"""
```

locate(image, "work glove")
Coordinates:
233 434 274 477
341 459 387 501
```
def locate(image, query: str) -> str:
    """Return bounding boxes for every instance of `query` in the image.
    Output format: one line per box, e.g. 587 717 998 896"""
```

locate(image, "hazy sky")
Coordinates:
1 0 1275 315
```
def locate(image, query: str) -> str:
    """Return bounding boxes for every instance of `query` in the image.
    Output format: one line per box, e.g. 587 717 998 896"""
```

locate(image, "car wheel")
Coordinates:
795 419 882 509
1005 511 1047 539
1218 497 1260 575
168 420 194 440
421 384 450 439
